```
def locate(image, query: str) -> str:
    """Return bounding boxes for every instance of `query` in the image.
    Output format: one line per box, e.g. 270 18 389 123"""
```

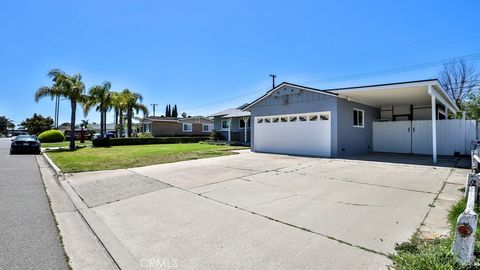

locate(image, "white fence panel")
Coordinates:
373 121 411 153
373 120 477 156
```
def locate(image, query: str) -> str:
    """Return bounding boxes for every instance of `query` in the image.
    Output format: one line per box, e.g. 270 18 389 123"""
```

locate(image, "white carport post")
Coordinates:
228 118 232 142
242 116 249 143
429 85 438 163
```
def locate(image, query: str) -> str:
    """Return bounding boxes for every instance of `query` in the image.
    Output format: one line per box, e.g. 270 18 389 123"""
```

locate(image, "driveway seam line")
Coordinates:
173 186 388 258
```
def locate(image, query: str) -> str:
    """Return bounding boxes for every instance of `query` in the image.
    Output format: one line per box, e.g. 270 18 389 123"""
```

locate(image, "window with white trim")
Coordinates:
257 118 263 124
221 120 229 130
203 124 213 132
183 123 192 132
353 108 364 127
239 119 250 129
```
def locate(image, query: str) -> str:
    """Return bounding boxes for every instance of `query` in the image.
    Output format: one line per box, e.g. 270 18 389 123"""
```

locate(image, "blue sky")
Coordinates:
1 1 480 126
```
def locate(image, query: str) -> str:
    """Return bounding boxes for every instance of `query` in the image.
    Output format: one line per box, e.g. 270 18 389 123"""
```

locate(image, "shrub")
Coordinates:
92 137 209 147
138 132 153 138
210 130 223 141
38 129 65 143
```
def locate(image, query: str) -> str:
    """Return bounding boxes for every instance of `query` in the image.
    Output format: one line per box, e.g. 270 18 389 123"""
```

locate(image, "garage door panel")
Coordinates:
254 112 331 157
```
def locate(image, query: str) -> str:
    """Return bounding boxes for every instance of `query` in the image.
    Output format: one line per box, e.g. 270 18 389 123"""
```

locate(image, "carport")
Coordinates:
329 79 462 163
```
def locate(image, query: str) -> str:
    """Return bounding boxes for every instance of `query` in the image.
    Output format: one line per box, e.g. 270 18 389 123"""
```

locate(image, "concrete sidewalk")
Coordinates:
46 151 468 269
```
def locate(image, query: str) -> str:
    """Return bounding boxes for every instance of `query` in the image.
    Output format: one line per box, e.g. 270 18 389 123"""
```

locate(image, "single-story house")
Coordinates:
140 116 214 137
210 103 251 143
216 79 477 163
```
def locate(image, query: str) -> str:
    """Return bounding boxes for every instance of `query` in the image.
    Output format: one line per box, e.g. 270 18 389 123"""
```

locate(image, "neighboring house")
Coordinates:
210 104 251 144
87 123 116 133
140 116 214 137
238 79 475 163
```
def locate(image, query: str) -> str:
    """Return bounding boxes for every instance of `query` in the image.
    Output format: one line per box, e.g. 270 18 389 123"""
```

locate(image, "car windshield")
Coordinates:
15 135 36 141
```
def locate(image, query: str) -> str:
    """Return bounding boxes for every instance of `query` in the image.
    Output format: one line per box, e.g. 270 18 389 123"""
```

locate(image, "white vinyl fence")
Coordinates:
373 119 477 155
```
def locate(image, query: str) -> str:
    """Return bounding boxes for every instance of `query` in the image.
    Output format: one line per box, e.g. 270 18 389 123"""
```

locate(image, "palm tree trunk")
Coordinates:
119 110 124 137
127 108 132 137
103 110 107 134
100 111 104 137
70 100 76 151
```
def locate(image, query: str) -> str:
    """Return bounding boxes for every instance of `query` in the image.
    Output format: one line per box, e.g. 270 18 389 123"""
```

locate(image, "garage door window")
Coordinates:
257 118 263 124
289 116 297 122
264 118 271 123
353 109 364 128
299 116 307 122
320 113 329 120
272 117 279 123
309 115 318 121
281 117 288 122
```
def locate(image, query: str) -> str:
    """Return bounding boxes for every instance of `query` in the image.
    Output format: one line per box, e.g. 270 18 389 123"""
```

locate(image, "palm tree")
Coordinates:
121 89 148 137
111 91 127 137
83 81 112 137
80 119 89 143
35 69 85 150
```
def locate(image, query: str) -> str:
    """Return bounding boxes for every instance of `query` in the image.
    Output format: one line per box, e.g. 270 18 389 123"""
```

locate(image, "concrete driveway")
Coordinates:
63 151 466 270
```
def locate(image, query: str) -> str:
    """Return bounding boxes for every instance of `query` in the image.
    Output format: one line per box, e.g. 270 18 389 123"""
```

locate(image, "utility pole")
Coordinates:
269 74 277 89
150 104 158 116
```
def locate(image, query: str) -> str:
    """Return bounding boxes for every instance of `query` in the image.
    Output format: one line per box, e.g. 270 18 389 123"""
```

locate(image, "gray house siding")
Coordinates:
248 89 339 157
336 99 380 156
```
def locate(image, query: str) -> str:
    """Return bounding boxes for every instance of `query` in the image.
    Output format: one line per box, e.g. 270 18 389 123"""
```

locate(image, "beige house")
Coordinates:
140 116 214 137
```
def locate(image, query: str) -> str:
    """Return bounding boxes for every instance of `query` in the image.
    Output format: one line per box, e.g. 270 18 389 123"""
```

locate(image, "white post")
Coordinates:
430 86 437 163
445 107 449 119
228 118 232 142
243 116 249 143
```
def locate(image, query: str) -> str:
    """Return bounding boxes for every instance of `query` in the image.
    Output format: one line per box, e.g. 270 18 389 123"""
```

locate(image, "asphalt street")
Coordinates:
0 138 67 269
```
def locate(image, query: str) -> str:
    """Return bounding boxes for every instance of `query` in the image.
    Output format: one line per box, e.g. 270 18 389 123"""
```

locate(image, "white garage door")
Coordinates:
254 112 331 156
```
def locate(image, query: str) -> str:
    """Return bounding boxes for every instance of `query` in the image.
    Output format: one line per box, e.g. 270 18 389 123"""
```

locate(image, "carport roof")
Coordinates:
243 79 459 113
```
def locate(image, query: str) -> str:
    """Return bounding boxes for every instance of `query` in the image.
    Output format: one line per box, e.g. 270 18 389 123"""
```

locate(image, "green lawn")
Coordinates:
45 143 247 172
41 141 92 148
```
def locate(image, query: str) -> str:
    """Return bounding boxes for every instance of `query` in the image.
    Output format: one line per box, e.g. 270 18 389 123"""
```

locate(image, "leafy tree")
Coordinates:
0 116 15 135
165 105 170 117
438 59 479 109
35 69 86 150
83 81 112 136
181 112 187 118
19 113 54 135
463 94 480 120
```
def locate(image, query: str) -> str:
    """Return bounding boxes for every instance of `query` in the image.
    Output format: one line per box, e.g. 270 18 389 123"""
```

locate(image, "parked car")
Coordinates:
105 131 117 138
10 135 41 154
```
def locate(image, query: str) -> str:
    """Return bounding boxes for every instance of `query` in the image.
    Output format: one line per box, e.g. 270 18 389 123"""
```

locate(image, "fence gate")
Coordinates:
373 119 477 155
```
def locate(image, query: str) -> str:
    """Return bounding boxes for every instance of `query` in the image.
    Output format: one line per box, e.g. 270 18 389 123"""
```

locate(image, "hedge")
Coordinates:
92 137 210 147
38 129 65 143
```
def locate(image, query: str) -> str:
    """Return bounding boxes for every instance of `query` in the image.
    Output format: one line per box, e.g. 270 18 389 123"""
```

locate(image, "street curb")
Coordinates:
41 154 141 270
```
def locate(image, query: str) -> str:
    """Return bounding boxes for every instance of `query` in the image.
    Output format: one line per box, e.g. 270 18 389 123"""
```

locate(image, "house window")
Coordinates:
221 120 229 130
203 124 213 132
353 108 364 127
183 123 192 132
143 123 152 132
239 119 250 129
196 118 200 122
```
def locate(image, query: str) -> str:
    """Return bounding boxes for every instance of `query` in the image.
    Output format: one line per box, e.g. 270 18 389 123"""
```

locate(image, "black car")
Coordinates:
10 135 41 154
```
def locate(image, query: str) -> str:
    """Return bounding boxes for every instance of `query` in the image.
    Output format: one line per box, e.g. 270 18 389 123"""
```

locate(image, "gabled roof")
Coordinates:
209 106 251 118
242 82 338 111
